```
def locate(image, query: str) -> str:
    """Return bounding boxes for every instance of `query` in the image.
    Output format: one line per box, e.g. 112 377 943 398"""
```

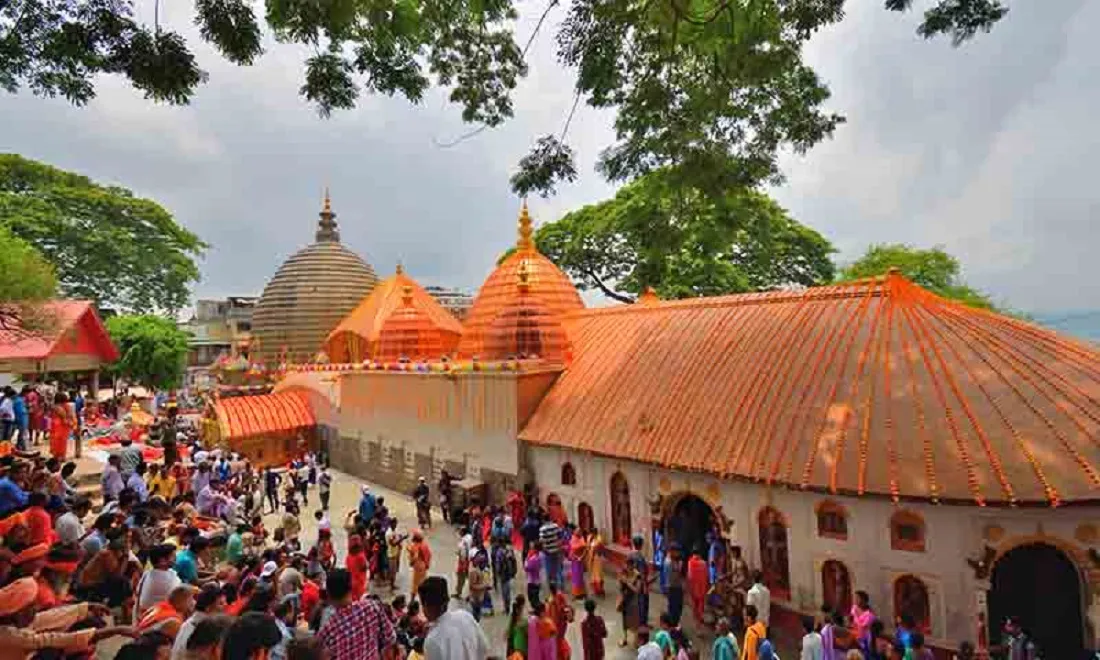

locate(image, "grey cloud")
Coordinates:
0 1 1095 314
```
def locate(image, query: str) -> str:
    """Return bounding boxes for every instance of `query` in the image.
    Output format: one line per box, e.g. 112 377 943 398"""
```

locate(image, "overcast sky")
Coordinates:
1 0 1096 313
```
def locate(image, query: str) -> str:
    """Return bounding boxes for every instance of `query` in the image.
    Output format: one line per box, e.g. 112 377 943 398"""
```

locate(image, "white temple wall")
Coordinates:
527 445 1100 650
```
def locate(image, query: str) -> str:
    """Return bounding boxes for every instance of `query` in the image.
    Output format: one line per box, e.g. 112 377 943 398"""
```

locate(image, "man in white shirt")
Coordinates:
171 583 225 660
135 544 182 621
418 576 489 660
746 570 771 627
54 497 91 545
800 615 824 660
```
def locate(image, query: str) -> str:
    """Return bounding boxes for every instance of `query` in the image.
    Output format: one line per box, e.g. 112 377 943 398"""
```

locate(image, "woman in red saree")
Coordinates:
345 534 369 601
48 393 74 460
686 550 709 625
546 583 573 659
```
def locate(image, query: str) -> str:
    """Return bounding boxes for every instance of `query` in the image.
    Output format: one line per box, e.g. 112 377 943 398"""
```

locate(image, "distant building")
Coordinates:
424 284 474 320
181 296 258 390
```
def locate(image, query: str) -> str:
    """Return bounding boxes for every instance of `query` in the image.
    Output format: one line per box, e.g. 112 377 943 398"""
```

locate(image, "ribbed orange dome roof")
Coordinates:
375 285 451 362
482 262 572 364
325 264 462 363
459 202 583 357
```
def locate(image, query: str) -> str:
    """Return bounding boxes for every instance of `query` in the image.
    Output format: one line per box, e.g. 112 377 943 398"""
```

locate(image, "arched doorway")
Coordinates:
758 507 791 599
663 493 716 557
988 542 1085 659
609 472 632 546
821 559 852 615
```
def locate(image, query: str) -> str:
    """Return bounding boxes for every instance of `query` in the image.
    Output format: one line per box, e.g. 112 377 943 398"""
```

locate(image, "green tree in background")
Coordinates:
840 243 996 309
0 154 206 313
105 315 191 390
0 0 1008 200
0 224 58 333
504 171 835 302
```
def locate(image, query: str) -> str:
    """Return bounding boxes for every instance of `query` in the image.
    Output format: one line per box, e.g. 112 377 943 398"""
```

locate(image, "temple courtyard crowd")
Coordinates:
0 392 1030 660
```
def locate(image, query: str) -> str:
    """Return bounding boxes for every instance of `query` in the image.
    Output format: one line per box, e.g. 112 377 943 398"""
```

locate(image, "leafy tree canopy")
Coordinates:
0 224 59 333
104 314 191 390
1 0 1008 198
503 170 835 302
839 243 995 309
0 154 207 313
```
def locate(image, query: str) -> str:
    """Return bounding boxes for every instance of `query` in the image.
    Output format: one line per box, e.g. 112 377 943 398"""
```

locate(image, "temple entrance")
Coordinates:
821 560 853 615
663 493 716 556
988 542 1085 659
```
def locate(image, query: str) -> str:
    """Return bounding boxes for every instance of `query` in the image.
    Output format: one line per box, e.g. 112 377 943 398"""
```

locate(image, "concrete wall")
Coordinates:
328 370 558 500
526 445 1100 651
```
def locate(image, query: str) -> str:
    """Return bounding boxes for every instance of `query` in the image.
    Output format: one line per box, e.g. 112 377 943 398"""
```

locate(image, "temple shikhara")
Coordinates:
205 193 1100 658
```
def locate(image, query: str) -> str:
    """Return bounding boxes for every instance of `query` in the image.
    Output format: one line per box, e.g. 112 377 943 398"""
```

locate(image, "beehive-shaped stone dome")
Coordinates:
459 202 583 357
252 193 379 363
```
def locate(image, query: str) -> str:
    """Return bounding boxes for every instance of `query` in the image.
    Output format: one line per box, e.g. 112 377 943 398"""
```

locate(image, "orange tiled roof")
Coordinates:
325 266 463 363
459 204 584 357
520 272 1100 506
215 390 315 440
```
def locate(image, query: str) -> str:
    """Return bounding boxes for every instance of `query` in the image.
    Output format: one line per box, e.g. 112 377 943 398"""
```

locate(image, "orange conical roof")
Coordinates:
375 285 450 362
481 261 572 364
325 264 462 363
459 202 584 357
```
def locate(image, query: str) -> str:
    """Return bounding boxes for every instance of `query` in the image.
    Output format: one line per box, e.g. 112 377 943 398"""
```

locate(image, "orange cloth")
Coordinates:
740 621 767 660
49 405 72 459
12 543 49 566
25 507 53 546
687 555 709 622
0 577 38 616
346 551 368 600
0 512 27 537
138 599 181 632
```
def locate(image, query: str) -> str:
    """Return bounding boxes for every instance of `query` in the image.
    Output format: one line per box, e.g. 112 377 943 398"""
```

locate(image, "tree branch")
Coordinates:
581 268 635 304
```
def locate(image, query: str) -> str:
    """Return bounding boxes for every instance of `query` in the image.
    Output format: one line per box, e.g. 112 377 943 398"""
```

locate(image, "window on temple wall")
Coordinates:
816 500 849 540
821 559 853 615
609 471 632 546
758 506 791 599
577 501 595 533
561 462 577 486
890 510 926 552
893 574 932 633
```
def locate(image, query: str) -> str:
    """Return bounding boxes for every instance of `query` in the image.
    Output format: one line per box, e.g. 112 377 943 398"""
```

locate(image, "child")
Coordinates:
580 598 607 660
407 636 426 660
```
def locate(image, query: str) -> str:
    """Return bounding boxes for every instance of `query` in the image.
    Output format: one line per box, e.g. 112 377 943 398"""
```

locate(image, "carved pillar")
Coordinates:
973 582 990 659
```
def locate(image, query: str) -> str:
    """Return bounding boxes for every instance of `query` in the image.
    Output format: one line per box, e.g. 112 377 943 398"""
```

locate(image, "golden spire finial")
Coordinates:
396 261 404 275
517 199 534 250
316 186 339 242
401 284 414 306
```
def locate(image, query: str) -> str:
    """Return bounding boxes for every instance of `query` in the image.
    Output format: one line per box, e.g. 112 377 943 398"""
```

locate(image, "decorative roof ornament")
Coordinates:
517 260 532 293
316 187 340 243
517 199 535 250
401 284 414 306
636 286 660 306
395 261 404 275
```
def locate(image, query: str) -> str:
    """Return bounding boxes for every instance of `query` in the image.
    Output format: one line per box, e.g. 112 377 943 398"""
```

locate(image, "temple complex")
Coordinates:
208 194 1100 658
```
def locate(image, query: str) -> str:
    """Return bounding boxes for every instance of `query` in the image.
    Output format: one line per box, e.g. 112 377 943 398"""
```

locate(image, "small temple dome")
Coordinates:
252 192 380 363
325 264 462 363
375 285 451 362
459 202 584 356
481 261 572 364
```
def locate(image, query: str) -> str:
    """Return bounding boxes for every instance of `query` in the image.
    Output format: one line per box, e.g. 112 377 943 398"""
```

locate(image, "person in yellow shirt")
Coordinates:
740 603 768 660
146 464 176 500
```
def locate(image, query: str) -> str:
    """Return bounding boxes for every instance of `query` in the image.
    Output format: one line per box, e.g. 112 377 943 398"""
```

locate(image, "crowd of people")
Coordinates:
0 385 1022 660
